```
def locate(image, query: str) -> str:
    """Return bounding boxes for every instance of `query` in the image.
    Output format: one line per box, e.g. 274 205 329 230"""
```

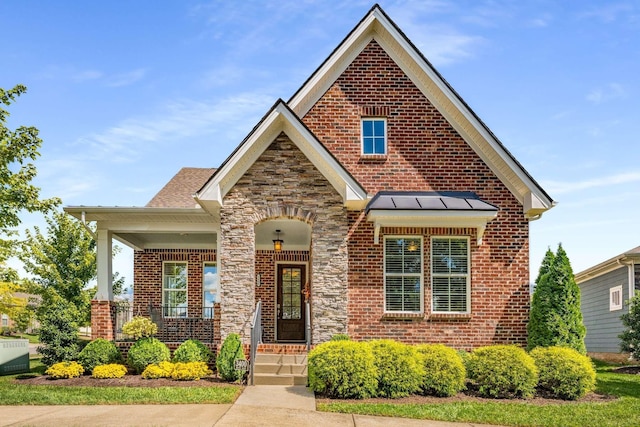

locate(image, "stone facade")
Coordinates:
220 132 348 343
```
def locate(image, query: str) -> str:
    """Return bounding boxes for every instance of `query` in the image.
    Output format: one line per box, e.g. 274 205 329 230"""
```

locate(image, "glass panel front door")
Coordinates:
277 264 306 341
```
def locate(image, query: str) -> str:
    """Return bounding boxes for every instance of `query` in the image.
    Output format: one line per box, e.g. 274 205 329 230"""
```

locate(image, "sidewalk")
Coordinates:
0 385 504 427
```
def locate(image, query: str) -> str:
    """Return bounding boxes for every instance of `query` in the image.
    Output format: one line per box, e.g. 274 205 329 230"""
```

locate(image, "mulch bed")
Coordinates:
613 366 640 375
14 374 236 388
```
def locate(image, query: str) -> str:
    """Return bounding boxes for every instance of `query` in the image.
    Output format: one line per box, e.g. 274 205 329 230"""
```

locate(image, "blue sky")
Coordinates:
2 1 639 286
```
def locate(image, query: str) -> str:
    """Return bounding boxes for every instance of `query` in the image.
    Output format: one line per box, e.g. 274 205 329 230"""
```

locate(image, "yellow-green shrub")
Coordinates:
368 339 424 398
92 364 128 379
467 345 538 399
141 361 175 379
127 337 171 374
170 362 213 381
122 316 158 340
308 340 378 399
45 361 84 379
415 344 466 397
530 346 596 400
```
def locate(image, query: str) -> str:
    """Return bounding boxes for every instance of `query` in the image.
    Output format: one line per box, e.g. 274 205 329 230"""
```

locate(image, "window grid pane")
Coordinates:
203 263 218 318
163 262 187 318
432 238 469 313
385 237 422 313
362 118 386 154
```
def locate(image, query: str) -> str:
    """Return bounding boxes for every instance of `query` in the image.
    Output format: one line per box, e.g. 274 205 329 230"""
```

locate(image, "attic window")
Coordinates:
362 118 386 155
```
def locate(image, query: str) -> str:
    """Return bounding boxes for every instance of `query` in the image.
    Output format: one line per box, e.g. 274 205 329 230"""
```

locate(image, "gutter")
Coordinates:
80 211 97 240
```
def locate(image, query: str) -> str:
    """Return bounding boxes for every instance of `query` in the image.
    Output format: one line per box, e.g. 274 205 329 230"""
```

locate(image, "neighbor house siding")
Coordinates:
304 40 530 348
580 266 629 353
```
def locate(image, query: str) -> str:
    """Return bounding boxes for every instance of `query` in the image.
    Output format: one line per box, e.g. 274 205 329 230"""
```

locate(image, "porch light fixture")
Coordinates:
273 229 283 252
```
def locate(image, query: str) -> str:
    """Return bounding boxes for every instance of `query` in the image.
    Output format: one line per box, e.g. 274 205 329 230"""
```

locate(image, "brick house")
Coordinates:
65 5 554 353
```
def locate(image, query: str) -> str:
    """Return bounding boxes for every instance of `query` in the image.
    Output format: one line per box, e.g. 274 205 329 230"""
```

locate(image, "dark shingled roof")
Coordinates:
366 191 498 212
146 167 216 208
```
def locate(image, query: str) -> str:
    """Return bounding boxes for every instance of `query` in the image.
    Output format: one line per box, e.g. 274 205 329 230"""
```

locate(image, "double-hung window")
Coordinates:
203 263 218 318
163 262 187 317
431 237 470 313
362 118 386 155
384 236 423 313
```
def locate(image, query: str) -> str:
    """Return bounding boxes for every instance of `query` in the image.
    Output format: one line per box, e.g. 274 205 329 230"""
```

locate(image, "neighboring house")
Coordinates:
575 247 640 357
65 5 554 352
0 292 40 334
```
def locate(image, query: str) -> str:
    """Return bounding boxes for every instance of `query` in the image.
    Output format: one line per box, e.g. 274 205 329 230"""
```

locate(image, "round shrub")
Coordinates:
92 364 128 379
467 345 538 399
171 362 213 381
216 333 245 382
530 346 596 400
308 340 377 399
127 337 171 374
122 316 157 340
368 340 424 398
173 339 212 363
415 344 466 397
46 361 84 379
77 338 123 373
142 361 175 379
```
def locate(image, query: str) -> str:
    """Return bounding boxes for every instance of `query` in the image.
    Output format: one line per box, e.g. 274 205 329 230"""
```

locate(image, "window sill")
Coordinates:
427 312 471 322
359 154 387 162
381 312 424 320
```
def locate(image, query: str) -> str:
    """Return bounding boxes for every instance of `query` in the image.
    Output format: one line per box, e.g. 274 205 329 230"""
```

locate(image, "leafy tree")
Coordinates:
619 294 640 359
0 84 60 262
37 299 80 366
527 244 586 354
0 281 25 317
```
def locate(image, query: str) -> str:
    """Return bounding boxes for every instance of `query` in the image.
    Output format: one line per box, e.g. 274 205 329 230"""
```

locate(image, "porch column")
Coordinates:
91 229 115 340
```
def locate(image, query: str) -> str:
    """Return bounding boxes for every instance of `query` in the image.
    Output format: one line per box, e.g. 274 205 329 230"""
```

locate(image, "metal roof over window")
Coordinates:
366 191 498 213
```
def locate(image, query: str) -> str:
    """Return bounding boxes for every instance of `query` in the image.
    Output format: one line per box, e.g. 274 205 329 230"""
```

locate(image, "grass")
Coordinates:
317 359 640 427
0 359 242 405
0 333 39 344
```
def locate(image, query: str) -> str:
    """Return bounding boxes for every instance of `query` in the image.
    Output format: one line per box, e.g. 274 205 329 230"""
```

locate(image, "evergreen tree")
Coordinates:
619 295 640 359
527 244 586 354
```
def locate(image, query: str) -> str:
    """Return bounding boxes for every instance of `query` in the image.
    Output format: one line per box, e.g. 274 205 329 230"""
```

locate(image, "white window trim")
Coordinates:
162 261 188 318
383 235 424 314
610 285 623 311
361 117 387 155
430 236 471 314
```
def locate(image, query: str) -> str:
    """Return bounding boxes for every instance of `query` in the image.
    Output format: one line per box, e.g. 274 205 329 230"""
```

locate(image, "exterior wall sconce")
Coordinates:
273 229 283 252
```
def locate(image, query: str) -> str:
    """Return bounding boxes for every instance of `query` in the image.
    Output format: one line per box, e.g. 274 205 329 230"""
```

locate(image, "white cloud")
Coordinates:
586 83 626 105
578 3 635 23
72 69 104 82
107 68 147 87
543 171 640 195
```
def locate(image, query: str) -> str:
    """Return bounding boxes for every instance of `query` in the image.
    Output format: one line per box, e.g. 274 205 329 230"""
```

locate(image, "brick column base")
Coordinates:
91 300 116 341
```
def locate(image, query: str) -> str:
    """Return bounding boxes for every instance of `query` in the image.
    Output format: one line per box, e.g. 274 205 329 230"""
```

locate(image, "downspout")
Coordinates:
80 211 97 240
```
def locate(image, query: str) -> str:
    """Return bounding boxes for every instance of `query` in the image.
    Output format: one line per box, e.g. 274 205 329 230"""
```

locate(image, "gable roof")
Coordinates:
288 4 554 219
194 100 368 213
575 246 640 283
147 167 216 208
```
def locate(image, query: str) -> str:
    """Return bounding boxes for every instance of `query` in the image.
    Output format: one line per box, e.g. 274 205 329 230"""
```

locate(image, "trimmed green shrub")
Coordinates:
173 339 212 363
37 300 79 366
368 339 423 398
46 361 84 379
620 294 640 359
308 340 377 399
530 346 596 400
77 338 123 373
216 333 245 382
171 362 213 381
415 344 466 397
467 345 538 399
127 337 171 374
92 364 128 379
122 316 157 340
142 361 175 379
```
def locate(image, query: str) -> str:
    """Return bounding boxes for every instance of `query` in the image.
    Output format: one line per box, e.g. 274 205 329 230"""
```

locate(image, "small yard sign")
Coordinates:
234 359 249 372
0 339 30 376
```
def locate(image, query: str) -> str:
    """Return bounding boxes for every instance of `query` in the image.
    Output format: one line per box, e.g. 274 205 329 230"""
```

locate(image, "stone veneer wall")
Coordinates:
220 132 348 343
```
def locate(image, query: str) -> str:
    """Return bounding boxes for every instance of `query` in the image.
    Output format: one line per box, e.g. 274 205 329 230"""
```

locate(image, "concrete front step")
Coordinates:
252 352 308 386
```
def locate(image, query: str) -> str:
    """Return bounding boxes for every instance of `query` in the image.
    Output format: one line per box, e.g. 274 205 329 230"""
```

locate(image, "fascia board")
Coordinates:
576 253 640 284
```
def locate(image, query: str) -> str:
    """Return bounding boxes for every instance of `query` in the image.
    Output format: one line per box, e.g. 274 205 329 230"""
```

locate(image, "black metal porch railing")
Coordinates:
249 300 262 385
114 302 215 343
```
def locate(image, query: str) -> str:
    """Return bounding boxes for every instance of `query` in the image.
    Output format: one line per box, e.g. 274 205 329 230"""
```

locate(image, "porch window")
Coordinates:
203 263 218 318
431 237 470 313
362 117 386 155
163 262 187 317
384 236 423 313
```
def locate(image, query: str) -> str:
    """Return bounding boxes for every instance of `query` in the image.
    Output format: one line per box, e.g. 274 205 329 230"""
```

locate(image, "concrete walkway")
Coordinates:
0 385 503 427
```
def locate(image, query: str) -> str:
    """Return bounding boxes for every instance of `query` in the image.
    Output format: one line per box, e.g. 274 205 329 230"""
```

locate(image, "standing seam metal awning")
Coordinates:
365 191 499 245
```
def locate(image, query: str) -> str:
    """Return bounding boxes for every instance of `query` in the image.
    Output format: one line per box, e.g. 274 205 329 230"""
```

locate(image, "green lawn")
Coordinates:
0 359 242 405
0 333 39 344
318 360 640 427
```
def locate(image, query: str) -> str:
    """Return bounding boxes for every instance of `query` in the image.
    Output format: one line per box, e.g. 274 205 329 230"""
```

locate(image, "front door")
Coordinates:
277 264 306 342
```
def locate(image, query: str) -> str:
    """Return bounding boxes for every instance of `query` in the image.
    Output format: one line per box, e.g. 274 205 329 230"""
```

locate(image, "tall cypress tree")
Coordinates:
527 245 586 354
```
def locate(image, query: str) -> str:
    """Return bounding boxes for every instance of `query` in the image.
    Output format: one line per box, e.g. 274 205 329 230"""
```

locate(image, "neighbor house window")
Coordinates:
1 314 8 327
203 263 218 318
431 237 470 313
384 236 423 313
163 262 187 317
610 285 623 311
362 117 386 155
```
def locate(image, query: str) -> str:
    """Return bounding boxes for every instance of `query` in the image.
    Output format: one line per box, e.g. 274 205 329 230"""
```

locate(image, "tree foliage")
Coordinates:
0 84 60 262
619 294 640 359
527 244 586 354
37 299 80 366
